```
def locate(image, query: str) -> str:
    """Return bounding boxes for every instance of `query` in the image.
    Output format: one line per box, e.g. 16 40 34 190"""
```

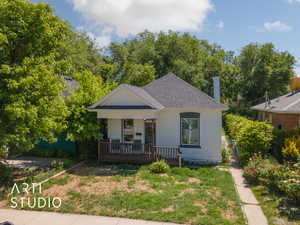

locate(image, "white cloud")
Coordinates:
69 0 213 38
287 0 300 3
264 21 292 32
87 32 111 48
217 21 224 29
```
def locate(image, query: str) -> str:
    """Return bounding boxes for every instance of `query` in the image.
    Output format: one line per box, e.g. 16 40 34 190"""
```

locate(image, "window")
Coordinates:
180 113 200 147
123 119 134 143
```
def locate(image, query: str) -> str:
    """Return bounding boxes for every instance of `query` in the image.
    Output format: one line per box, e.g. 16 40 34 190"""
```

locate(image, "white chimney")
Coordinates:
213 76 220 103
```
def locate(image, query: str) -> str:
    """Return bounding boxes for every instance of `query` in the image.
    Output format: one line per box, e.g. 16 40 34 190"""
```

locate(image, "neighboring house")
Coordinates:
89 74 228 164
252 90 300 131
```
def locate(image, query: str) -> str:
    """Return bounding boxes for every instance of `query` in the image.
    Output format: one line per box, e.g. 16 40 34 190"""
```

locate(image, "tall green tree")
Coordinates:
65 71 115 142
237 43 296 106
0 56 69 153
0 0 73 155
0 0 70 65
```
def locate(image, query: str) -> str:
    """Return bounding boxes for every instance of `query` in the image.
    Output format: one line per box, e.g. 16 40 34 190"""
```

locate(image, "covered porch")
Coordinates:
96 109 181 166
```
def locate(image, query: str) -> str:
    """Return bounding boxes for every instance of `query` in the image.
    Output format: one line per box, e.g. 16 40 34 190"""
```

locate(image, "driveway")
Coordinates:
4 156 60 169
0 209 180 225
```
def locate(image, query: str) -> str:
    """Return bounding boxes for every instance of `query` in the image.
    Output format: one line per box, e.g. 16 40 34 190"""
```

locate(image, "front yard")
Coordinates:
3 162 246 225
0 158 78 208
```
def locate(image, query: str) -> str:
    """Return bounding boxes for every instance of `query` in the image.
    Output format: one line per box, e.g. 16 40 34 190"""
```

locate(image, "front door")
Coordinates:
145 120 156 145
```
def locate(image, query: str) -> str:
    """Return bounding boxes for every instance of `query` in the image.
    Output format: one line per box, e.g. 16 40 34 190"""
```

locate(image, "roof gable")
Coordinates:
89 84 164 110
143 73 228 110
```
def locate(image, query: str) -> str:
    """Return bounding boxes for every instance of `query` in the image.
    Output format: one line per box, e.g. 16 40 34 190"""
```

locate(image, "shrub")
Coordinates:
149 160 170 174
50 160 64 170
244 158 300 203
282 137 300 162
0 162 13 186
271 129 287 163
222 148 231 164
243 153 264 184
225 114 274 165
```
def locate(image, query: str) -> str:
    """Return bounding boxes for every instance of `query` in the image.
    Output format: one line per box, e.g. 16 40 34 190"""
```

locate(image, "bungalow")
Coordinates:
252 77 300 131
252 91 300 131
89 74 228 164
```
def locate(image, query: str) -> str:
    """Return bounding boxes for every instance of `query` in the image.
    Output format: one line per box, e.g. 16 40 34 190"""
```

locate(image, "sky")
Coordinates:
30 0 300 74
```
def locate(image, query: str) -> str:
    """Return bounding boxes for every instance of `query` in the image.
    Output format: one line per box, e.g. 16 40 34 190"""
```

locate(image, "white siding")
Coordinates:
102 88 146 106
108 119 122 140
156 110 222 163
107 110 222 163
107 119 145 143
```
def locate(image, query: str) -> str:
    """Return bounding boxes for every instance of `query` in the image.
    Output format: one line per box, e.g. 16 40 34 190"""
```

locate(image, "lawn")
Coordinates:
251 185 300 225
0 158 78 208
6 162 246 225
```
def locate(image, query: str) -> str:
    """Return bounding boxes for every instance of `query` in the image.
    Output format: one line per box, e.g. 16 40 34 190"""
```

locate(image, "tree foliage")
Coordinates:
107 31 240 98
65 71 115 141
0 56 69 152
236 43 295 106
0 0 112 155
0 0 70 65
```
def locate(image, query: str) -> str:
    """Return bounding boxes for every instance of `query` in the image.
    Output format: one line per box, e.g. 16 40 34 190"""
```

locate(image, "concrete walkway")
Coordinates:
222 136 268 225
0 209 180 225
230 166 268 225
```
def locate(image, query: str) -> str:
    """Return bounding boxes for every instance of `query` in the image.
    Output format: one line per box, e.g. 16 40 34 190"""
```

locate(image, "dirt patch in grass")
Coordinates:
44 168 160 198
222 209 238 220
44 175 81 199
162 206 174 212
188 177 201 183
194 200 208 213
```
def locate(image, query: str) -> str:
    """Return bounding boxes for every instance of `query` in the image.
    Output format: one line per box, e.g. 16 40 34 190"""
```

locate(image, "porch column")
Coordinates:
97 118 101 163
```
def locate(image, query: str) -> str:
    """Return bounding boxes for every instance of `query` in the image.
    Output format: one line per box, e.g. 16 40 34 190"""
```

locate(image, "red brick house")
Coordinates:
252 91 300 131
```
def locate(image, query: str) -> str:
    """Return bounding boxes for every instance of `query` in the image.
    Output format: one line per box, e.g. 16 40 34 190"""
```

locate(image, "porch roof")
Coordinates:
96 109 159 119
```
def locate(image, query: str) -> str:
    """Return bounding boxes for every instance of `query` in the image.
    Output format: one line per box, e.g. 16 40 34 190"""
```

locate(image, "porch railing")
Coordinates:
98 142 181 166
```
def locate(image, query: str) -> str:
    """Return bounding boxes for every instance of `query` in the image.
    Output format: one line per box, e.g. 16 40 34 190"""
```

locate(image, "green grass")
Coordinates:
7 164 246 225
251 185 300 225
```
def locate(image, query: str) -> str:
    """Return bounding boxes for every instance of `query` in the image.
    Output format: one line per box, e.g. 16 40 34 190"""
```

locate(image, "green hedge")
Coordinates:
225 114 274 165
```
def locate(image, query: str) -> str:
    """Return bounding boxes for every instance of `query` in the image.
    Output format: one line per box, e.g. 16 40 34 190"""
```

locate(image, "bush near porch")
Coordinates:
224 114 274 165
7 162 246 225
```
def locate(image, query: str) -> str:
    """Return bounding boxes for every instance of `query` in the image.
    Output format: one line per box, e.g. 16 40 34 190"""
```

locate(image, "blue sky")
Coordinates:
30 0 300 74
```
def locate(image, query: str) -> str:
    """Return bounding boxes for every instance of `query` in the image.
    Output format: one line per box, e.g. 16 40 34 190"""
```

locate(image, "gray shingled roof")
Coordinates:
90 73 228 111
252 90 300 113
143 73 228 110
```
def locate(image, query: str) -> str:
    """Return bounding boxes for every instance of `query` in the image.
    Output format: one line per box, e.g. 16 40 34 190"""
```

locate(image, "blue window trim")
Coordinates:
180 112 200 147
180 144 201 148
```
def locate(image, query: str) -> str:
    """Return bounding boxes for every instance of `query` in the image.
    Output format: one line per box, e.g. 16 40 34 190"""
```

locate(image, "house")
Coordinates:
252 91 300 131
89 74 228 164
252 77 300 131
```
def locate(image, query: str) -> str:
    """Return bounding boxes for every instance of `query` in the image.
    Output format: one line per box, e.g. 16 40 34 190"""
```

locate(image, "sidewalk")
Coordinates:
0 209 180 225
230 166 268 225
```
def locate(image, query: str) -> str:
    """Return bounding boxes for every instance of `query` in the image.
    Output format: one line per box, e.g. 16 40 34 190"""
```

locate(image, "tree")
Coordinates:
65 71 116 142
0 56 69 153
0 0 71 65
0 0 72 155
58 32 106 76
236 43 295 106
122 63 156 86
107 31 236 97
